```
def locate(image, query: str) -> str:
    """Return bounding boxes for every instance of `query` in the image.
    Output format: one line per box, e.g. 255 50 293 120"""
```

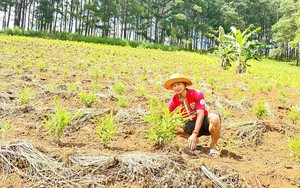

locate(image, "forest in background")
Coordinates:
0 0 299 60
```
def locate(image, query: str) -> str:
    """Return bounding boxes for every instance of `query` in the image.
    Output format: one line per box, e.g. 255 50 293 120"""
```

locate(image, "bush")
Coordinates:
43 101 82 143
287 135 300 162
143 96 188 147
78 90 98 108
254 103 268 118
94 110 117 146
288 106 300 124
117 96 128 108
0 28 179 52
17 88 33 105
112 82 126 95
0 119 13 139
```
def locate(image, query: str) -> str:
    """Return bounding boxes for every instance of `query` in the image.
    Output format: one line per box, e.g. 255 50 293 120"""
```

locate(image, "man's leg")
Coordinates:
177 126 191 139
208 113 221 149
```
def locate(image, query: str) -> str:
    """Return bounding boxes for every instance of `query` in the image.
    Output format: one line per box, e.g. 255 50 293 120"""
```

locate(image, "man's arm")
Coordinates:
188 109 205 149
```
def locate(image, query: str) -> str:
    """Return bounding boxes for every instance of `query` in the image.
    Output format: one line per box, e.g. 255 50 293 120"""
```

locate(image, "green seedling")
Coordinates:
94 110 117 147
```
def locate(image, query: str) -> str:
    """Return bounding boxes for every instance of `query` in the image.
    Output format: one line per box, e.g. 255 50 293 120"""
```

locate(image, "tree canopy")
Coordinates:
0 0 299 60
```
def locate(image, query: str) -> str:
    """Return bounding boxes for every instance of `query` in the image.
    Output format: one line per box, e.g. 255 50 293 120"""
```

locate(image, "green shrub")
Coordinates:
288 106 300 124
17 88 33 105
90 68 103 79
112 82 126 95
43 101 82 143
254 103 268 118
78 90 98 107
47 83 57 92
117 96 128 108
67 82 79 92
143 96 188 147
37 61 46 72
90 81 102 92
279 90 288 104
0 28 178 51
0 120 13 139
94 111 117 147
287 135 300 162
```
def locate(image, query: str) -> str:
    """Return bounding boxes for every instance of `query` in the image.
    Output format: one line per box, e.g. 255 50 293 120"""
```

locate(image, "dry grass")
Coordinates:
0 140 252 187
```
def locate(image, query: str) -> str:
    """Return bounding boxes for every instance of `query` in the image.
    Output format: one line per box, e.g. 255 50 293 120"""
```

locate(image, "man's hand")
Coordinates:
188 133 198 150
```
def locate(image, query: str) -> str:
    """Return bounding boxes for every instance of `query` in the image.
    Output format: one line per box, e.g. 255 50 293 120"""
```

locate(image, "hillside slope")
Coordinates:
0 35 300 187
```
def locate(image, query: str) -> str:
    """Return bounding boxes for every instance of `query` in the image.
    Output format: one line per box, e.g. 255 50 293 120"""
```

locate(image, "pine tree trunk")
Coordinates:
21 0 27 29
64 1 68 32
7 3 12 28
53 1 59 32
113 17 116 38
2 7 7 29
27 2 32 31
154 18 158 43
60 0 63 32
68 0 74 33
78 0 83 35
14 0 21 27
74 0 78 33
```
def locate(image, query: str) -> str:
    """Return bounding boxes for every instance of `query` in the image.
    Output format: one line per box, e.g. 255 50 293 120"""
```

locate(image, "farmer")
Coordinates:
164 73 221 155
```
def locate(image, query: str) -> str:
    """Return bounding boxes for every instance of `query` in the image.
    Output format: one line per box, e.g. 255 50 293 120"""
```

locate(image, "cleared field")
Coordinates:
0 35 300 187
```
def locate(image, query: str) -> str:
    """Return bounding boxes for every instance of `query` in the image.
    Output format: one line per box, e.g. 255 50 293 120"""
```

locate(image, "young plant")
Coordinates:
143 96 188 147
37 61 46 72
94 111 117 147
62 69 69 78
117 96 129 108
254 103 268 119
91 81 102 92
90 68 103 79
287 135 300 162
15 69 24 75
43 101 82 143
288 106 300 124
47 83 56 92
112 82 126 95
67 82 79 92
136 83 148 96
223 25 262 73
17 88 33 105
279 90 288 104
78 90 98 107
0 120 14 139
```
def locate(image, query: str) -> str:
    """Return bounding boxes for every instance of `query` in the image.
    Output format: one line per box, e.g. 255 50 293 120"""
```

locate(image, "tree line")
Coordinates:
0 0 299 60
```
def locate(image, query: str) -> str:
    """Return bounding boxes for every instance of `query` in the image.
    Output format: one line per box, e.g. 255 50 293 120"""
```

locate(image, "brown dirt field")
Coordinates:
0 36 300 187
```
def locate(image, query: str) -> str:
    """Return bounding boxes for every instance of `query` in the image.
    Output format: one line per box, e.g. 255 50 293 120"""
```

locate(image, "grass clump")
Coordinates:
112 82 126 95
287 135 300 162
17 88 33 105
67 82 79 92
117 96 129 108
0 119 14 139
78 90 98 107
253 102 269 119
43 100 82 143
94 110 117 147
143 96 188 147
288 106 300 124
37 61 46 72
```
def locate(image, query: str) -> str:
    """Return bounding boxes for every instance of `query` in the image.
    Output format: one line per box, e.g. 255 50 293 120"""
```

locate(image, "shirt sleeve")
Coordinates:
168 98 177 113
195 91 206 110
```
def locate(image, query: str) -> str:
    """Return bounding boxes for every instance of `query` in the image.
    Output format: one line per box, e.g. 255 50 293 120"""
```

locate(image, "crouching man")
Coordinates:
164 73 221 155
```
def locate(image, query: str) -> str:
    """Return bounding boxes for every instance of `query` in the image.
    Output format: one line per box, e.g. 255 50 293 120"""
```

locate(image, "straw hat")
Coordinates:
164 73 192 90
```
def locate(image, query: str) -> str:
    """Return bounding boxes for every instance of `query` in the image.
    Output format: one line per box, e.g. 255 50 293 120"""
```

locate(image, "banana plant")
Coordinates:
224 25 262 73
216 26 235 69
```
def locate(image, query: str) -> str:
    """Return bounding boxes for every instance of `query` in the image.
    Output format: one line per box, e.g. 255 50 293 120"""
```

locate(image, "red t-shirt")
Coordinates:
168 89 208 120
